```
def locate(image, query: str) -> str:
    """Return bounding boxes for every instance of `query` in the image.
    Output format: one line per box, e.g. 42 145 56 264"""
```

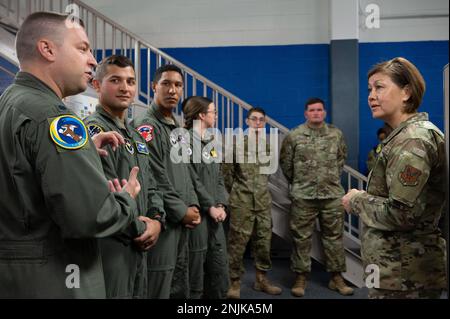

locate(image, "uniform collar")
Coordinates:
96 104 132 134
148 102 180 127
383 112 428 145
14 71 61 103
302 122 329 136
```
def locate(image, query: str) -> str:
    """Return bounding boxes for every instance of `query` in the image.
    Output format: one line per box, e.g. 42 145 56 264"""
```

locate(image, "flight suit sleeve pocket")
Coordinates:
0 241 47 264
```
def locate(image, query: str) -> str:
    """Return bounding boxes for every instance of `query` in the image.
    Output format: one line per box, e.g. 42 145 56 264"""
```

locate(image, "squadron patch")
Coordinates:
125 139 135 154
399 165 422 186
137 125 154 142
136 142 149 155
87 124 104 137
49 115 88 150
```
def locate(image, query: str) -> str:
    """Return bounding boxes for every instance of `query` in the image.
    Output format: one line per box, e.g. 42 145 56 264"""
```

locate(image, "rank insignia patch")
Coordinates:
136 142 149 155
49 115 88 150
137 125 154 142
399 165 422 186
125 139 135 154
376 144 382 154
87 124 104 137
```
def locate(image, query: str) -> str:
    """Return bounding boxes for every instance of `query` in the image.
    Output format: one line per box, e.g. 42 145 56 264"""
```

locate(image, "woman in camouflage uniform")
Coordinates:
343 57 447 299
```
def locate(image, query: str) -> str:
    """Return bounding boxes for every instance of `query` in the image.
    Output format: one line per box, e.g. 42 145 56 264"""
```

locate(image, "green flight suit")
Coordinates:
280 123 347 274
132 102 199 299
222 135 273 280
349 113 447 297
84 105 166 298
0 72 144 298
187 129 229 299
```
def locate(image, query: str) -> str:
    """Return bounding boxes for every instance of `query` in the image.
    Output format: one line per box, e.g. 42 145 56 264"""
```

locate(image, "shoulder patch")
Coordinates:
87 124 104 137
137 125 154 142
398 164 422 186
49 115 88 150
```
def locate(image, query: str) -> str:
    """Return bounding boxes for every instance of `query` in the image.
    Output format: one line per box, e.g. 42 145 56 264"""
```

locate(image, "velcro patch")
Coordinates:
49 115 88 150
137 125 154 142
410 147 426 158
136 142 149 155
398 164 422 186
87 124 104 137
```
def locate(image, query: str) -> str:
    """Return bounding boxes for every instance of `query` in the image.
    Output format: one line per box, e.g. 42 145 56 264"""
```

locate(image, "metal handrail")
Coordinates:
0 0 367 249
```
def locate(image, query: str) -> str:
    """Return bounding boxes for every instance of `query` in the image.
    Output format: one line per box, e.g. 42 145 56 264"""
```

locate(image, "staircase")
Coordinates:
0 0 368 288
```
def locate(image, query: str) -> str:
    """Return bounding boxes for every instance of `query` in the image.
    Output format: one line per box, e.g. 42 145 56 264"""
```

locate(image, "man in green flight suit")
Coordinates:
133 64 201 299
84 55 166 298
0 12 152 298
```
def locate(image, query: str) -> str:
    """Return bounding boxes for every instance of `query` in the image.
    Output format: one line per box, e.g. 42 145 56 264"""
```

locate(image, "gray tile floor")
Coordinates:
240 257 369 299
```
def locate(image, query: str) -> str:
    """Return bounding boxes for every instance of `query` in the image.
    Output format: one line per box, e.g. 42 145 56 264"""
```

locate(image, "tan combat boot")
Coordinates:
291 273 307 297
253 269 282 295
226 278 241 299
291 273 306 297
328 273 354 296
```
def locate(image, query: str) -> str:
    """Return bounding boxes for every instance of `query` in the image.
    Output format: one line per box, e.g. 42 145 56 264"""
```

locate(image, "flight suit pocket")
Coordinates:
0 241 47 264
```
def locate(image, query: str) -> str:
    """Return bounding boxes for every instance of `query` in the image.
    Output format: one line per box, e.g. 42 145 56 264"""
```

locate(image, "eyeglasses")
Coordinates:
248 116 265 123
206 110 218 115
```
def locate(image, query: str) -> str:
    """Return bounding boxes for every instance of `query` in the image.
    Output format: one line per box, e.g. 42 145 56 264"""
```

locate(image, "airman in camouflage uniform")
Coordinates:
280 97 353 297
366 126 391 174
223 107 282 299
343 57 447 299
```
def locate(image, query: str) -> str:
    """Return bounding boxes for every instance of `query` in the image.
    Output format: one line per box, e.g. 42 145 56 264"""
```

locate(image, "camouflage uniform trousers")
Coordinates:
227 206 273 279
290 198 346 273
369 288 443 299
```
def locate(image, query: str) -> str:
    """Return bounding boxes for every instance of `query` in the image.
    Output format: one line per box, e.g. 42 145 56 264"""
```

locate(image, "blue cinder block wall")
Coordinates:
0 56 18 94
163 40 448 173
164 44 330 129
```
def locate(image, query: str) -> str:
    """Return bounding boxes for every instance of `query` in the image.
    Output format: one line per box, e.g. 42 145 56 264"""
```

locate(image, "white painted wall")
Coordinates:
358 0 449 43
82 0 330 47
81 0 448 47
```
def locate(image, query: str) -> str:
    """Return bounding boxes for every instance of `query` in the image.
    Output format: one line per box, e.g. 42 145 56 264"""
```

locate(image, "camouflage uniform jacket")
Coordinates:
222 135 271 210
280 123 347 200
349 112 447 291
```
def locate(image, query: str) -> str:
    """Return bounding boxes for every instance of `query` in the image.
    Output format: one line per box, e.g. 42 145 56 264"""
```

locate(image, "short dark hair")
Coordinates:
305 97 325 110
153 64 184 84
368 57 425 113
182 96 213 129
377 124 393 137
247 107 266 118
16 11 85 63
95 55 135 82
